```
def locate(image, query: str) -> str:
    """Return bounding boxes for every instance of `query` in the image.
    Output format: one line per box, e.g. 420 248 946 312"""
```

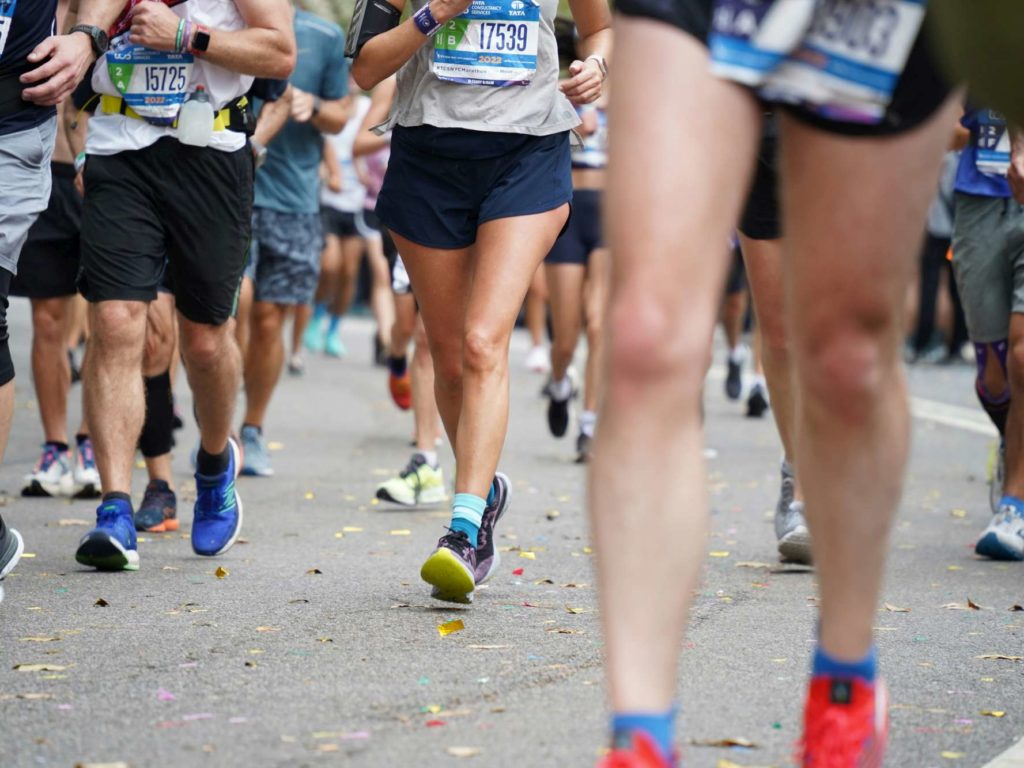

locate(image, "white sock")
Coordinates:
415 450 439 468
579 410 597 437
550 376 572 401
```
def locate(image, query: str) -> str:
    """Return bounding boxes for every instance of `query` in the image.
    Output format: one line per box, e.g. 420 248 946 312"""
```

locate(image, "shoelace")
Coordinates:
97 505 125 527
196 475 233 519
439 528 473 556
799 705 875 767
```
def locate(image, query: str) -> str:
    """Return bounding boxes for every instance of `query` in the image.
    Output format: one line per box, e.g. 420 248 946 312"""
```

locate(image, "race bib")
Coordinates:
432 0 540 87
976 110 1010 177
710 0 926 124
107 44 193 125
0 0 17 61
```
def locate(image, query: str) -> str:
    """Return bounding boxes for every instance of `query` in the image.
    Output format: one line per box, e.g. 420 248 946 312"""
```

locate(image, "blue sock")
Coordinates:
486 479 497 507
611 709 676 761
327 313 341 335
812 644 877 682
312 303 327 323
1000 495 1024 516
450 493 486 547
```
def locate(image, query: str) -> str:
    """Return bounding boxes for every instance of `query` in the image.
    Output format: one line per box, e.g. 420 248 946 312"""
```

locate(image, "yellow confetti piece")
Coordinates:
304 492 315 500
135 460 146 469
334 532 345 539
215 567 229 579
21 553 36 558
950 509 967 518
255 626 280 632
438 619 465 637
389 529 411 536
343 526 363 533
248 649 264 654
976 654 1023 661
947 565 963 571
709 551 730 558
980 710 1006 718
980 677 995 682
565 606 586 615
267 441 284 451
582 547 593 554
425 705 442 714
941 752 965 759
14 664 67 672
446 747 481 758
519 552 536 560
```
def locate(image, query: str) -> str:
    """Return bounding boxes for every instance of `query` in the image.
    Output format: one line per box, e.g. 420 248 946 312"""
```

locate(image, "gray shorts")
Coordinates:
246 208 323 305
951 192 1024 344
0 118 57 274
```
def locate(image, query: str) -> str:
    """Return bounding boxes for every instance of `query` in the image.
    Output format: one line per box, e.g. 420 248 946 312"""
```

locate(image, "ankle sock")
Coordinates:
579 411 597 438
1000 495 1024 516
388 355 408 377
328 313 341 335
312 303 327 323
242 423 262 436
45 440 69 453
611 708 676 761
550 376 572 401
196 446 230 476
75 433 89 447
812 644 877 682
414 450 439 468
102 491 131 506
450 493 486 547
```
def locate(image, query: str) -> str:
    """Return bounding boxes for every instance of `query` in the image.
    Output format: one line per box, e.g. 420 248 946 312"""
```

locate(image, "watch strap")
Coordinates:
71 24 108 57
412 4 441 37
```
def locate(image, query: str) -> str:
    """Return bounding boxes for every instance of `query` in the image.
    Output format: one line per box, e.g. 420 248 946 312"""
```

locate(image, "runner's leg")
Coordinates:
243 302 288 430
30 297 72 444
179 314 241 458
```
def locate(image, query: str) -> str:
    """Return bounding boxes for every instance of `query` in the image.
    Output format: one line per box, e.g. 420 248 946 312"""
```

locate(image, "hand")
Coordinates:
291 88 315 123
429 0 473 25
129 1 183 51
559 58 603 106
327 174 343 193
20 33 95 107
75 169 86 197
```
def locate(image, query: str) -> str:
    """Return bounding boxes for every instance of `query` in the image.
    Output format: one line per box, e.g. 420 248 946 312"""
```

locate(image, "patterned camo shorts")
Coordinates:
246 208 324 305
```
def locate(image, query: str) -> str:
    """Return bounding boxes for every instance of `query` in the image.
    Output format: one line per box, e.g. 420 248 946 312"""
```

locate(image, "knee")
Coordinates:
183 326 229 371
462 327 505 377
90 301 147 351
1007 339 1024 393
252 304 283 339
31 302 65 346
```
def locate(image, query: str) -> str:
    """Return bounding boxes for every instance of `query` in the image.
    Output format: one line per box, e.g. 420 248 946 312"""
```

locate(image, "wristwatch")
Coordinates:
251 139 268 168
585 54 608 81
70 24 109 58
192 25 212 53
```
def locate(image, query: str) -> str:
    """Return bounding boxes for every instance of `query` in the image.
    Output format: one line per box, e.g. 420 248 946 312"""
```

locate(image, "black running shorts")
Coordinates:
12 163 82 299
79 138 253 325
616 0 953 137
739 128 781 241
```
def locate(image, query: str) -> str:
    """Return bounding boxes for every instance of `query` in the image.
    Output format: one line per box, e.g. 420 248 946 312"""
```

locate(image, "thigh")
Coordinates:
249 210 323 307
0 119 56 274
952 194 1013 344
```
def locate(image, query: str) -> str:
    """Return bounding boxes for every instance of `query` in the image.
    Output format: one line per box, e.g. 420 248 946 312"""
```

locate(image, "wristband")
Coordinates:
412 4 442 37
181 21 192 53
174 19 185 52
74 152 86 174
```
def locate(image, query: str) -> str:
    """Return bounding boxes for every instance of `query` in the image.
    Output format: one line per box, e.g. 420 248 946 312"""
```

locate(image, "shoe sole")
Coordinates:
975 532 1024 561
421 548 475 601
75 532 140 571
72 482 102 500
22 475 74 498
1 528 25 579
194 439 245 557
376 487 417 507
778 528 814 565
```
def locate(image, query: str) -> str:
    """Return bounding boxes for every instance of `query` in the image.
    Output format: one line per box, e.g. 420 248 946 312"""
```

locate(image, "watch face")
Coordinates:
97 29 109 51
194 30 211 52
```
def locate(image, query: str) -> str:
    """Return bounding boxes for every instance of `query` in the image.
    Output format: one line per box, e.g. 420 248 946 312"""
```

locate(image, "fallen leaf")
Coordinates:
255 626 280 633
14 664 67 672
565 606 586 615
976 655 1023 661
735 561 772 569
690 737 758 749
884 603 910 613
94 598 109 607
561 583 588 589
20 637 59 643
317 637 333 643
446 746 481 758
1011 604 1023 612
438 619 465 637
288 599 309 604
57 519 90 527
547 627 584 635
546 510 560 520
980 710 1006 718
519 552 536 560
15 693 53 700
968 597 989 610
533 579 554 585
215 567 229 579
306 568 322 575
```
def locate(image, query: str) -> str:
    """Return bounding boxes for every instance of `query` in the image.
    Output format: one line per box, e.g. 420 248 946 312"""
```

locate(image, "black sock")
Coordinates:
75 433 88 446
45 440 69 453
102 491 131 505
196 446 230 476
388 355 408 377
976 382 1009 436
139 370 174 458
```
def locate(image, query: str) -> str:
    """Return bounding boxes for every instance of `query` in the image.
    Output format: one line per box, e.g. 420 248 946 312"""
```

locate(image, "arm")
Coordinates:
292 90 352 135
560 0 612 106
253 84 293 148
352 77 396 157
350 0 471 91
1008 127 1024 205
321 137 343 193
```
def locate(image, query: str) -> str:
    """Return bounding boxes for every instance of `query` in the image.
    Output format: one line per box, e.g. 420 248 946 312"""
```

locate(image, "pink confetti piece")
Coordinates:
182 713 214 721
341 731 370 741
157 688 176 701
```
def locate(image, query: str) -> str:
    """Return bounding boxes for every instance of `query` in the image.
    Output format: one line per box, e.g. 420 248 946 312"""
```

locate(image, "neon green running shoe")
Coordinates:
376 454 447 507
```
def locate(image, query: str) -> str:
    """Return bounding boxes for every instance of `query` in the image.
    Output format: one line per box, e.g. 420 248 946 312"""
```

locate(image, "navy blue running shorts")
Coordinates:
546 189 603 266
377 125 573 250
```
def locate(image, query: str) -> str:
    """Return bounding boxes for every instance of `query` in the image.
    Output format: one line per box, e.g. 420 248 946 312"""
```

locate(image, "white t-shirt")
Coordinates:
86 0 253 156
321 94 371 213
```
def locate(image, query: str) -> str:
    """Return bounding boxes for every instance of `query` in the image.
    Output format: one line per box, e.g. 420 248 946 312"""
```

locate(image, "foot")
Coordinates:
22 444 74 498
192 437 243 557
800 676 888 767
989 439 1005 515
746 382 769 418
72 437 102 499
240 425 274 477
388 370 412 411
525 344 550 374
725 356 743 401
575 432 593 464
303 320 325 353
374 335 388 367
777 501 813 565
547 392 570 438
325 330 347 358
420 529 476 604
75 498 139 571
134 480 179 533
474 473 511 584
975 502 1024 561
0 516 25 580
596 732 676 768
287 353 305 376
376 455 447 507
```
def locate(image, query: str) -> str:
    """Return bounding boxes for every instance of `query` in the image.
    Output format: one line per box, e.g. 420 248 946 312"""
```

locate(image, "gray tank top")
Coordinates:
383 0 581 136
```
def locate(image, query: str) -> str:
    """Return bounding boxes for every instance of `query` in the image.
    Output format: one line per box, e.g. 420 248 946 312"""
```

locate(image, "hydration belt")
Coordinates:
99 93 254 134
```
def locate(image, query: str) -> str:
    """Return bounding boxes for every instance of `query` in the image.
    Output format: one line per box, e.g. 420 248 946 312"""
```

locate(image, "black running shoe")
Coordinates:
547 395 570 438
746 383 769 418
575 433 593 464
474 473 511 584
725 359 742 400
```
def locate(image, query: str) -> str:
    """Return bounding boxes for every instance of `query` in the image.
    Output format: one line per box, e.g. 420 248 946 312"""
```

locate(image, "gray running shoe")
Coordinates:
777 500 813 564
240 425 274 477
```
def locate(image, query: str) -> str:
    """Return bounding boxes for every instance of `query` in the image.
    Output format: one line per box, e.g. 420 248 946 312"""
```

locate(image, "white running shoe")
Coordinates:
22 444 74 497
525 345 550 374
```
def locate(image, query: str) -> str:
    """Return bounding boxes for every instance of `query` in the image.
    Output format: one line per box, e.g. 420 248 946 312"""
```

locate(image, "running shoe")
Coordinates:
474 472 511 584
240 425 274 477
596 732 676 768
988 439 1005 515
303 320 325 353
0 516 25 605
975 502 1024 561
192 437 243 557
22 444 74 497
376 454 447 507
68 348 81 384
746 382 769 418
421 529 476 604
576 432 593 464
777 500 813 564
325 330 347 358
134 480 179 533
72 437 102 499
725 356 743 400
374 334 388 367
389 370 412 410
75 498 139 571
800 676 888 767
287 353 305 376
547 393 570 438
525 344 550 374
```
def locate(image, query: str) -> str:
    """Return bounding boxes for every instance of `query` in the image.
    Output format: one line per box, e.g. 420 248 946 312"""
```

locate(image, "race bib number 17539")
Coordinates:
432 0 541 87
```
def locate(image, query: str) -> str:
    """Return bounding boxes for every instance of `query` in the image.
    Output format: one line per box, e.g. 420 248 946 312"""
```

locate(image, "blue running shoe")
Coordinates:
75 498 139 571
240 425 274 477
192 437 244 557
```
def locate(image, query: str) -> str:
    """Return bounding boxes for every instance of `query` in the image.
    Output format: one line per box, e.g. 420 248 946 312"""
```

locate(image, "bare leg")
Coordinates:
142 293 177 489
546 263 586 382
412 316 442 452
30 297 72 444
526 265 548 348
592 17 760 714
314 234 342 307
234 276 254 361
243 302 287 429
582 247 610 416
291 303 312 357
333 236 364 318
780 98 960 661
391 292 417 358
179 314 241 457
365 237 395 349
